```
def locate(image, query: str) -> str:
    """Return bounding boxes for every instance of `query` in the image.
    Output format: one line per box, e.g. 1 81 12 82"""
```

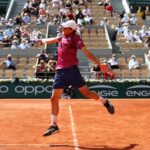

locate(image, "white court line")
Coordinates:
0 106 67 109
68 105 79 150
0 144 50 147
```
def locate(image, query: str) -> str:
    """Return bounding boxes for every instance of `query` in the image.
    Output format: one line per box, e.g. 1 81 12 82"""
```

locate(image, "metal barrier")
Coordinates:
5 0 15 20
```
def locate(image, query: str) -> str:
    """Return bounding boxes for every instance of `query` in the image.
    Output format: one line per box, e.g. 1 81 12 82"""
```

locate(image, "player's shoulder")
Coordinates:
73 33 82 41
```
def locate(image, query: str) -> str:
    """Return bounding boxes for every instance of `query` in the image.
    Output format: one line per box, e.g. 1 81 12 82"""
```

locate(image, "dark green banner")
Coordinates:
128 0 150 5
0 81 150 98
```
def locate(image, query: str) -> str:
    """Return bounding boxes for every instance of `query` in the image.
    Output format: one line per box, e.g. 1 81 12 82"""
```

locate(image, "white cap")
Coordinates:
61 20 77 30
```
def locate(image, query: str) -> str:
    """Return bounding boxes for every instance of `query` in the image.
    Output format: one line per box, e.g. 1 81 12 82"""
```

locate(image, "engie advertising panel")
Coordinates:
0 81 150 98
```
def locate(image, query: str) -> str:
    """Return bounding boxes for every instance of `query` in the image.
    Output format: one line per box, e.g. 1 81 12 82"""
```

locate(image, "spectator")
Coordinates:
46 6 53 20
22 13 31 24
147 50 150 59
36 15 46 25
107 54 120 69
6 19 14 28
39 0 46 9
12 36 20 45
104 0 110 9
0 30 4 41
124 29 133 43
130 14 137 25
133 31 142 43
145 6 150 16
119 10 125 19
36 49 49 63
130 5 136 14
76 8 85 25
51 0 62 9
73 0 80 6
91 64 101 79
39 8 46 17
56 25 63 37
76 23 84 35
139 26 149 39
14 14 22 25
121 14 130 24
34 59 47 73
115 23 123 35
19 40 30 49
84 14 94 25
24 0 32 9
65 0 72 8
128 55 140 70
100 17 109 27
0 17 6 26
59 6 67 20
0 54 16 70
105 2 113 17
122 23 129 34
53 14 61 25
144 36 150 48
67 7 75 20
11 42 19 49
4 27 14 39
82 5 91 17
47 57 57 72
137 6 143 17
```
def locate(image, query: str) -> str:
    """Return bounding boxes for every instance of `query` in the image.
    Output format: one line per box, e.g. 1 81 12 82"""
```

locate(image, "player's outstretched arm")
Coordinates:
80 46 101 67
37 37 59 45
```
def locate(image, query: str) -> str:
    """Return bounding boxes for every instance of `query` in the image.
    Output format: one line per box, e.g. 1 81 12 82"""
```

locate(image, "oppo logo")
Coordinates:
0 85 52 95
0 86 9 93
89 85 118 97
126 85 150 97
15 85 52 95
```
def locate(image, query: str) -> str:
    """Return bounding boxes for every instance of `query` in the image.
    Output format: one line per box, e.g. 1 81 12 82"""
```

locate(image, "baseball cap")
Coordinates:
61 20 77 30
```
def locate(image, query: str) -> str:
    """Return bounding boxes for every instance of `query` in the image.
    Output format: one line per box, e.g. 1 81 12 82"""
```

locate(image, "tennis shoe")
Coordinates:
43 125 59 136
104 99 115 114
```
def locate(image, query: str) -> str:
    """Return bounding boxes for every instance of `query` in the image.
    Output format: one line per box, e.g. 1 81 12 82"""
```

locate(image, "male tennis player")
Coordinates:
40 20 115 136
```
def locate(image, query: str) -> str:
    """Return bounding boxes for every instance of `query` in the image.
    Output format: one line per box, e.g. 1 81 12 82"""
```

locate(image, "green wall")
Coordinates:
0 81 150 98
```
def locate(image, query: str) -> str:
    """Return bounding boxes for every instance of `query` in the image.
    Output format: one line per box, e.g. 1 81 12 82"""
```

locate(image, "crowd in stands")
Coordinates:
114 14 149 46
0 54 16 70
0 0 149 80
33 49 57 78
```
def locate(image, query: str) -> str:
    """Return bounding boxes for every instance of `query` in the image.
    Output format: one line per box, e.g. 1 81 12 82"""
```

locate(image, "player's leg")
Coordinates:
79 85 115 114
43 88 63 136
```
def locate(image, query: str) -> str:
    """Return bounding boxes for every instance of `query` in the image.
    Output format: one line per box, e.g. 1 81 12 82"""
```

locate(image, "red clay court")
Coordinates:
0 99 150 150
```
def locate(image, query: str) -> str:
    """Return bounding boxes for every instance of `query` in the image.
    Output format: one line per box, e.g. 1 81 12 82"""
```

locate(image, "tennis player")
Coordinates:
40 20 115 136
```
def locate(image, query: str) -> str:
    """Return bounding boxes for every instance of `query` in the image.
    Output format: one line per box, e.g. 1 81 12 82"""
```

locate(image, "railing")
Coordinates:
45 24 49 50
122 0 130 14
144 54 150 71
104 25 113 50
5 0 15 20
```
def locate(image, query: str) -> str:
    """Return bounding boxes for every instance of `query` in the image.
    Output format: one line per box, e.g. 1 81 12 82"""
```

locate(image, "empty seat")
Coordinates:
130 69 141 79
4 70 15 79
15 69 25 78
113 69 122 79
25 69 35 78
121 69 131 79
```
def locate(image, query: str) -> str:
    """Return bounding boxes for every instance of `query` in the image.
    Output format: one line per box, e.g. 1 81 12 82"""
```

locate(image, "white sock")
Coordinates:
51 115 57 126
100 96 106 104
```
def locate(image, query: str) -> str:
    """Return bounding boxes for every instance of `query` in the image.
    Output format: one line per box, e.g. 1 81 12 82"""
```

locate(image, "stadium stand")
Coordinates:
0 0 149 80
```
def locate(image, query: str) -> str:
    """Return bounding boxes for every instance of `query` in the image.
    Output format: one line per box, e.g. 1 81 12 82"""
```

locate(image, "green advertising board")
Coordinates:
128 0 150 5
0 80 150 98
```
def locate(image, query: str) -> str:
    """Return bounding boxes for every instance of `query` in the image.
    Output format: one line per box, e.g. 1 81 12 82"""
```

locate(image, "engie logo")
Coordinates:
89 85 118 97
126 85 150 97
